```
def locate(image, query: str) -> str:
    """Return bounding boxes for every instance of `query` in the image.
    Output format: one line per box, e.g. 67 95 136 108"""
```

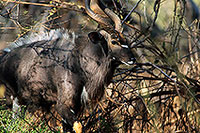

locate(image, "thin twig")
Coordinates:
148 62 176 82
122 0 142 25
1 0 84 12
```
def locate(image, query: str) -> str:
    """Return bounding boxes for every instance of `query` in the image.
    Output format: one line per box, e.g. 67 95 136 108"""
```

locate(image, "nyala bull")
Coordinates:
0 0 135 132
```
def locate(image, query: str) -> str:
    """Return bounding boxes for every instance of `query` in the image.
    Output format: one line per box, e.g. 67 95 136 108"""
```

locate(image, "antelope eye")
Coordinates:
111 40 118 45
111 34 117 39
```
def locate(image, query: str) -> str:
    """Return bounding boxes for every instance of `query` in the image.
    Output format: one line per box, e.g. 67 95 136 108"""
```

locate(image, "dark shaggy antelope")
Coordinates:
0 0 135 132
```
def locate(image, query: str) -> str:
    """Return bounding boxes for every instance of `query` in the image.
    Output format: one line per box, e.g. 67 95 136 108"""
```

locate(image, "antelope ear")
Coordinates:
88 32 102 44
88 32 109 55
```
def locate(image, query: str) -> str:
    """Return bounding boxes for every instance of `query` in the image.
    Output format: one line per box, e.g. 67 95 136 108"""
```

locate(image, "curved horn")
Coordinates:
85 0 111 27
97 0 123 33
99 30 111 43
85 0 123 33
104 8 123 33
90 0 107 17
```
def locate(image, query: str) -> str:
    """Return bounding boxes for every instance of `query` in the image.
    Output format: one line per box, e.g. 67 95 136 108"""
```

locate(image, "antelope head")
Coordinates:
85 0 135 65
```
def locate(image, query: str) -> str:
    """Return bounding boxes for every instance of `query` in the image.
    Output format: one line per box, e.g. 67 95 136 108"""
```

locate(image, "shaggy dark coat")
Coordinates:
0 29 134 131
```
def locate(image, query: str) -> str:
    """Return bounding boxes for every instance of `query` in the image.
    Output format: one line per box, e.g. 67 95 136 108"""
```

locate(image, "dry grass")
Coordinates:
0 0 200 132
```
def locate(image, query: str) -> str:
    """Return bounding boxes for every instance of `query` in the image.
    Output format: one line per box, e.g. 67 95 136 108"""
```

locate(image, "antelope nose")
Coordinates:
127 57 136 65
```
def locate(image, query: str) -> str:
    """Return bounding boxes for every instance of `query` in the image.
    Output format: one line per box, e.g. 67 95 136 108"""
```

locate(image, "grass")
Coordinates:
0 0 200 132
0 106 57 133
